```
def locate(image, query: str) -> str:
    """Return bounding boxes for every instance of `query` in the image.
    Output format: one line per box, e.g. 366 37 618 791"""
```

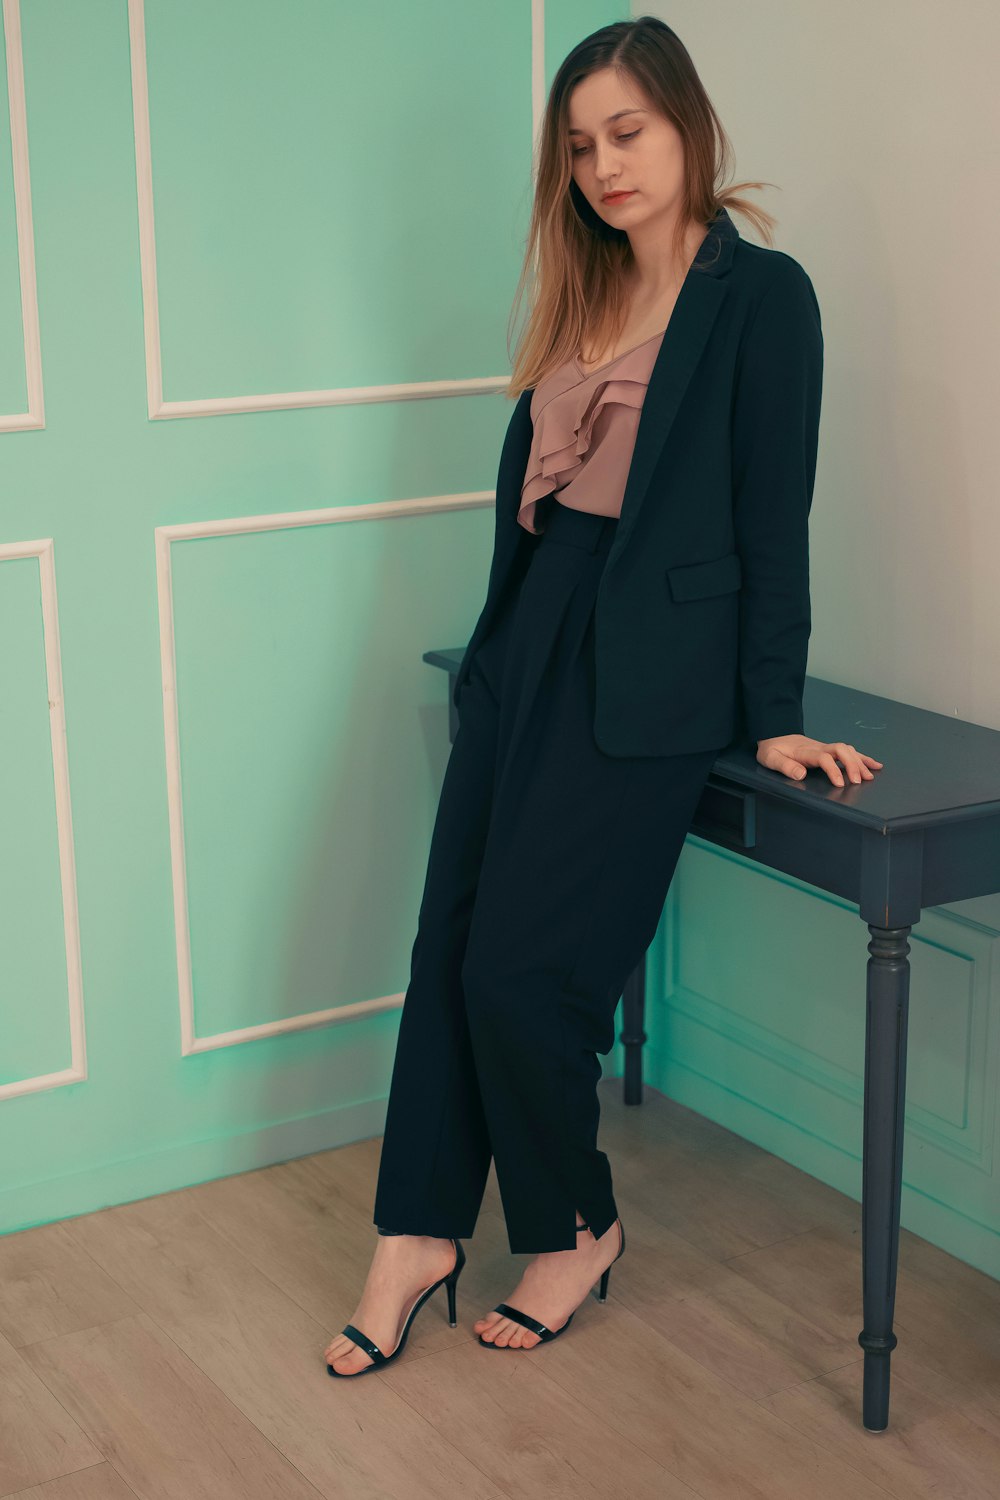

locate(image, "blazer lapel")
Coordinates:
494 207 739 557
609 206 739 558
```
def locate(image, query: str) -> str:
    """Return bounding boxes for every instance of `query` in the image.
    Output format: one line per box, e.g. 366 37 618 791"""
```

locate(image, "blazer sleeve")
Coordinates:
731 254 824 745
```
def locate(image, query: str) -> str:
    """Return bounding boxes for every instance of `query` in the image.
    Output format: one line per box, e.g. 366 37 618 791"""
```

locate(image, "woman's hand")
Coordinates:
756 734 884 787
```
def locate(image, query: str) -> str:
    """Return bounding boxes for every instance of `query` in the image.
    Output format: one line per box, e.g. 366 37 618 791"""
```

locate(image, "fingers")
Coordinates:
768 754 806 781
828 743 885 784
826 750 865 786
817 751 846 786
759 740 886 788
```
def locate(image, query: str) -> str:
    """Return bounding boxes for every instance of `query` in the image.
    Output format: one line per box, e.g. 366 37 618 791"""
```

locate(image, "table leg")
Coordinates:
858 922 912 1431
620 958 646 1105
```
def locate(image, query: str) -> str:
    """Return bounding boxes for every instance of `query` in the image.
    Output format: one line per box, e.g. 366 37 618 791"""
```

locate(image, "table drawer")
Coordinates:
691 774 757 850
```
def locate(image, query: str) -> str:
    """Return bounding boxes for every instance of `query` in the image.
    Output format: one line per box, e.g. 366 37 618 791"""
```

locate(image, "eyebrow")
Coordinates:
567 108 647 136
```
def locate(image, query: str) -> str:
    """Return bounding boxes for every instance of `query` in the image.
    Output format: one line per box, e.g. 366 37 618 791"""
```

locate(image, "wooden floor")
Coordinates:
2 1081 999 1499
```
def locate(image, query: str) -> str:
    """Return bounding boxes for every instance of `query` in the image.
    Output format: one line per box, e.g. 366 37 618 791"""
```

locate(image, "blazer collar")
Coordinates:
606 204 739 560
689 202 739 277
498 207 740 560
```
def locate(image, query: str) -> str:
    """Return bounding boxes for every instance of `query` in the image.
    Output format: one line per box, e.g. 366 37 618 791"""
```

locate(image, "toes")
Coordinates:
477 1312 542 1348
329 1341 373 1374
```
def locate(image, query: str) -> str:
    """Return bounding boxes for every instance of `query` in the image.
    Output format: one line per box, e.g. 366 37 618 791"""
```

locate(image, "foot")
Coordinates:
473 1214 621 1348
324 1233 457 1375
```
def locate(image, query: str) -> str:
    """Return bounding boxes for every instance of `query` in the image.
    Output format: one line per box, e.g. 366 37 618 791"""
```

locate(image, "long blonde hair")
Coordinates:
507 15 778 398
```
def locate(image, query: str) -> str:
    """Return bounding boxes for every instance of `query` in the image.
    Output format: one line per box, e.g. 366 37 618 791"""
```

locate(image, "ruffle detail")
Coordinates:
518 337 665 534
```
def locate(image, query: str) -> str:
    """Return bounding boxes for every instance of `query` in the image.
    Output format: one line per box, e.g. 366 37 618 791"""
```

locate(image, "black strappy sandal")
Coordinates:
477 1216 625 1348
327 1237 466 1378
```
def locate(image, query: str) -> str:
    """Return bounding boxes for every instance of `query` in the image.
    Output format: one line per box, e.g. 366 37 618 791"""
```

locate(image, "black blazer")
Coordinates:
452 205 824 758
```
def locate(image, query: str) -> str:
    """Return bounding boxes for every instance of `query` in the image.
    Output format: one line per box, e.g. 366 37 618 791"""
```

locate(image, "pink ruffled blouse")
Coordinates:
518 327 666 534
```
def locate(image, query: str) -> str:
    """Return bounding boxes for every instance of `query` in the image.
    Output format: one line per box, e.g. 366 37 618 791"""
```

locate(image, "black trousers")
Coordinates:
372 497 723 1253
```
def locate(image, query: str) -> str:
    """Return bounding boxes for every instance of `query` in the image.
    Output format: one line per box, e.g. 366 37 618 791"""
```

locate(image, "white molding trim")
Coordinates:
128 0 541 420
532 0 546 143
0 540 86 1098
156 489 493 1054
1 0 44 433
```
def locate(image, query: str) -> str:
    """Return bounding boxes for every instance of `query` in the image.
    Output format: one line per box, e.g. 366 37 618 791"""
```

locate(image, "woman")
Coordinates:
326 15 882 1378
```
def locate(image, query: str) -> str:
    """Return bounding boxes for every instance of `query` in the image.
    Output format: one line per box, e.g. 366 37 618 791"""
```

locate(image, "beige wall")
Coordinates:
633 2 999 1281
642 0 999 731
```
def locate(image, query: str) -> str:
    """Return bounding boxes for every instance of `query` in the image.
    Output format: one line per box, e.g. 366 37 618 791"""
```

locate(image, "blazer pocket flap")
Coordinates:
666 551 742 602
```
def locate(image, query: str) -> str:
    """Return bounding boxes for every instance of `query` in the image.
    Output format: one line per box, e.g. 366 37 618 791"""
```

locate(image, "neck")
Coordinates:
626 216 710 304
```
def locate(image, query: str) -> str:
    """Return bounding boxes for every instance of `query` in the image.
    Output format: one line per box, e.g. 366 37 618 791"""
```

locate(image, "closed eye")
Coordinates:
572 130 640 157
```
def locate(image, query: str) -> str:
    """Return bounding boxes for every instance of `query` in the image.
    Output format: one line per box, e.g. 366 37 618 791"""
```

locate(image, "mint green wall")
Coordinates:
0 0 617 1230
3 0 996 1286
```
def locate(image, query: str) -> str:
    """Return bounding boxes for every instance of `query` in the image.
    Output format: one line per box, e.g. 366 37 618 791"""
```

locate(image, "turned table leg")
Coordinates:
858 922 912 1431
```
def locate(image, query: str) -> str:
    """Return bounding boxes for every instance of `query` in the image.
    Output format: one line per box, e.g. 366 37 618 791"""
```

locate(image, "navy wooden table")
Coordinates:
422 654 1000 1431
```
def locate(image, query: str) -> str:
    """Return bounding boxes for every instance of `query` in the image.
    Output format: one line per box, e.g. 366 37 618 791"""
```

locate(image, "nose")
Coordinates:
592 144 623 183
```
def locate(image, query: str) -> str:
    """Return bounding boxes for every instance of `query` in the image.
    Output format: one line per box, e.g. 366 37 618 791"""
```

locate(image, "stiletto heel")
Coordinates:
478 1216 625 1348
597 1218 625 1301
327 1237 466 1378
445 1256 461 1326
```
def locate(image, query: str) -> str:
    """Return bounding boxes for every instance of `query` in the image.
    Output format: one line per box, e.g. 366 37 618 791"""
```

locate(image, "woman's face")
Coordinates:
567 67 685 230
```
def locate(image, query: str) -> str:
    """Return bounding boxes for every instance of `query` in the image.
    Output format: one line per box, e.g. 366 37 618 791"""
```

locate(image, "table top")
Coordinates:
424 654 1000 833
